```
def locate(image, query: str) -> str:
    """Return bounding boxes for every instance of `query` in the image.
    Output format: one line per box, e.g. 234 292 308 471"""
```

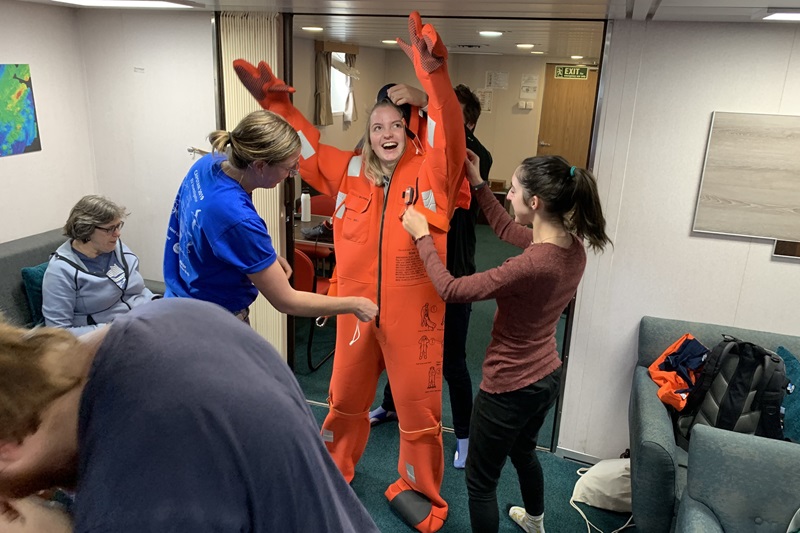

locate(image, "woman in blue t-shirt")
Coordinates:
164 109 377 324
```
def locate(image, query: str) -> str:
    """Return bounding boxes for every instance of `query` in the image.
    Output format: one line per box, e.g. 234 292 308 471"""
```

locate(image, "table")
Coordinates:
293 214 335 252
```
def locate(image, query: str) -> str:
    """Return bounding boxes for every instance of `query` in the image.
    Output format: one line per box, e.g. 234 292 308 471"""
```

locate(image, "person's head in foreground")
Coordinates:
0 323 86 498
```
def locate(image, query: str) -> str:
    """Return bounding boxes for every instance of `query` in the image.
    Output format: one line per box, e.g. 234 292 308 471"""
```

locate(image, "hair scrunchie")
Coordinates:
569 166 576 177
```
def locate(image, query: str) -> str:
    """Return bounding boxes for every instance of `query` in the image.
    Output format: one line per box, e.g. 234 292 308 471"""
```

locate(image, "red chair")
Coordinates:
293 248 334 371
296 193 337 218
310 194 337 217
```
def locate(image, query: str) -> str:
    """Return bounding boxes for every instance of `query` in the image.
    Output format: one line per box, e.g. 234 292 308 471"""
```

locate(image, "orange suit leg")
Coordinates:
381 282 448 532
321 313 383 482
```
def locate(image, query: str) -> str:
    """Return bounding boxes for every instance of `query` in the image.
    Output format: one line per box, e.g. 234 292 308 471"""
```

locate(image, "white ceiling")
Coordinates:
24 0 800 60
293 16 607 62
284 0 800 61
194 0 800 22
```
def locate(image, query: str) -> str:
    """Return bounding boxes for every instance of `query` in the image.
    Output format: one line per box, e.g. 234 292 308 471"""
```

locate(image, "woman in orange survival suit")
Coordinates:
233 13 465 533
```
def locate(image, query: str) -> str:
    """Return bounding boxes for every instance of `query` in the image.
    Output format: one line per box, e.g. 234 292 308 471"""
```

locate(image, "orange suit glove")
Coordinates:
396 12 447 74
232 59 295 110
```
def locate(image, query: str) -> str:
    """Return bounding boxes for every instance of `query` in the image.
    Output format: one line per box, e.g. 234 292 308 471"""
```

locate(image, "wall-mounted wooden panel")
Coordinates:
693 112 800 241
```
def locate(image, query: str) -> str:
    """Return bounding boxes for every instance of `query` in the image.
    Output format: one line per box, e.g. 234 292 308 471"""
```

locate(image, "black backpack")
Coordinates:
675 335 790 450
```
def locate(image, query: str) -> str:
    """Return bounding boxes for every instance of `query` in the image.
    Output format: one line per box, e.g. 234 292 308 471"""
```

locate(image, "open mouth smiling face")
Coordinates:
369 105 407 170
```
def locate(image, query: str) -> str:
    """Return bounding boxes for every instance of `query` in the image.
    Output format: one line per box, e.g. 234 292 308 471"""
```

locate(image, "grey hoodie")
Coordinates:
42 239 154 336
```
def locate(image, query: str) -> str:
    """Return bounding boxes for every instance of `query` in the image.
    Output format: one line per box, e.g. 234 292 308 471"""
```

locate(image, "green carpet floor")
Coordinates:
292 224 635 532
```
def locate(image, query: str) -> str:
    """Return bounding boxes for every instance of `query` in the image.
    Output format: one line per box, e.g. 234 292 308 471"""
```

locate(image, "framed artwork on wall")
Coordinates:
693 112 800 242
0 64 42 158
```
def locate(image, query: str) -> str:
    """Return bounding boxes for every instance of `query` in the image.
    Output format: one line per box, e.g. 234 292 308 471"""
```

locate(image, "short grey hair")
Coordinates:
63 195 128 242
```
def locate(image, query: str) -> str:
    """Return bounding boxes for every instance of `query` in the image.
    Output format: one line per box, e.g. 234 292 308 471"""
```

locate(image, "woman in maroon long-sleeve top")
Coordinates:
401 149 611 533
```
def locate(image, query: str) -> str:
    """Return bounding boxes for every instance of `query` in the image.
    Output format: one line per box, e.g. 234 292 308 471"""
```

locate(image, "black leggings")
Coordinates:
465 367 562 533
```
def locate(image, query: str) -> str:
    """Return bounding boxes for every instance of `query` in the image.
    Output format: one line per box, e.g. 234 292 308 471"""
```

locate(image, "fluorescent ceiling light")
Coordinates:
381 40 396 44
763 10 800 20
302 27 324 32
571 55 584 59
479 31 503 37
516 44 534 49
450 51 502 55
51 0 193 6
531 51 545 55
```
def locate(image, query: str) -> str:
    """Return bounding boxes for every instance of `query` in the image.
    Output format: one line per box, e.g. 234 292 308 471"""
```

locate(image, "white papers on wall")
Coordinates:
476 89 493 113
485 71 508 90
520 74 539 100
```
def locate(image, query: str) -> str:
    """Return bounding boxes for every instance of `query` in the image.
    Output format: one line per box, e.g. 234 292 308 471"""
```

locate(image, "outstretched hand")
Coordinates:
232 59 295 108
396 11 447 74
353 297 378 322
401 205 431 241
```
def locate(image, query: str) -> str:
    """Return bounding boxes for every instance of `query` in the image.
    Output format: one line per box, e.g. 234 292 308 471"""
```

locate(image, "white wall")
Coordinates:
449 53 547 184
0 0 95 243
77 10 216 281
0 1 215 284
560 20 800 460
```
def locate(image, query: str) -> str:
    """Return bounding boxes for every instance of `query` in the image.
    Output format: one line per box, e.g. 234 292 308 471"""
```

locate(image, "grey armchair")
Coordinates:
629 316 800 533
676 424 800 532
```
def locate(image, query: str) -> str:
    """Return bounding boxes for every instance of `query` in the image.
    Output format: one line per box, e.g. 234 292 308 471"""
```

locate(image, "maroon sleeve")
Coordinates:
474 186 531 249
415 235 532 304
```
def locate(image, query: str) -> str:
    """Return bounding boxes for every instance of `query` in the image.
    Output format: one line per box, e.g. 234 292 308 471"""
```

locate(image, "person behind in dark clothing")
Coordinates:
369 83 493 469
0 298 380 533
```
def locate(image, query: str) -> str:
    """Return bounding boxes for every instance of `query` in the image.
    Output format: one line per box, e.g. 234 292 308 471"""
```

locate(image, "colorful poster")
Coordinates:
1 64 42 157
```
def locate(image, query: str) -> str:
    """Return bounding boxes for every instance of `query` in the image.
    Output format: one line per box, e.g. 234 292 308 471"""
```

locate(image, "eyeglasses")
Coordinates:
95 221 124 234
278 160 300 178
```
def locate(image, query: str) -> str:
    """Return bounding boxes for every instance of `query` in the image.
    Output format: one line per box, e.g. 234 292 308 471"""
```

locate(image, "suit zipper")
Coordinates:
375 175 394 329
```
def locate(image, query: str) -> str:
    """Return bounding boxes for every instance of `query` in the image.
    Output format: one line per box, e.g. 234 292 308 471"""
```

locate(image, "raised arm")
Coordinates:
232 60 352 197
397 12 467 225
465 149 530 248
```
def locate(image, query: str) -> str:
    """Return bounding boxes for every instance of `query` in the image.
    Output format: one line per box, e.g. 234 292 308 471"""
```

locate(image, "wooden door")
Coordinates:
537 64 599 168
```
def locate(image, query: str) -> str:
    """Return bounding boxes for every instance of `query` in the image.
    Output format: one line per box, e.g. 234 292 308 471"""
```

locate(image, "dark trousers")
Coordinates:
465 367 562 533
381 302 474 438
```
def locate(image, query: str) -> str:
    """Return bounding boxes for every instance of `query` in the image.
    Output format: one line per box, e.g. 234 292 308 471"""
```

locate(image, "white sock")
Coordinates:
509 506 545 533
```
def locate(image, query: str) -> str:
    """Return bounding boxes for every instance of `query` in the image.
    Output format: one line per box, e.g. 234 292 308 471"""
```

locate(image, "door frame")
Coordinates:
549 18 613 456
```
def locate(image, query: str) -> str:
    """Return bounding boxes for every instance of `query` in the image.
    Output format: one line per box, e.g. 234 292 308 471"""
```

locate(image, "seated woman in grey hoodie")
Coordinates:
42 195 155 336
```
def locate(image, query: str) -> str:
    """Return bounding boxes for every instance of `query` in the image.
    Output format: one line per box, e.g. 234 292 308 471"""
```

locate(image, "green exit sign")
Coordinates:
554 66 589 79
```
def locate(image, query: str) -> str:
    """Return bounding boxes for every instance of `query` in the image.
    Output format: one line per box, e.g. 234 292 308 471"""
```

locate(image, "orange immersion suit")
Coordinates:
235 13 466 533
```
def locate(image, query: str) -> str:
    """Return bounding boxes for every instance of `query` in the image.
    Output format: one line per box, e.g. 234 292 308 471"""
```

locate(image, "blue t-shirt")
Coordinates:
75 298 380 533
164 154 277 312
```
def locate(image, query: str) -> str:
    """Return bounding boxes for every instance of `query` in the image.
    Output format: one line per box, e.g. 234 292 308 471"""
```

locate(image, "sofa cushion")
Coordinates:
0 229 63 327
777 346 800 442
21 262 48 327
